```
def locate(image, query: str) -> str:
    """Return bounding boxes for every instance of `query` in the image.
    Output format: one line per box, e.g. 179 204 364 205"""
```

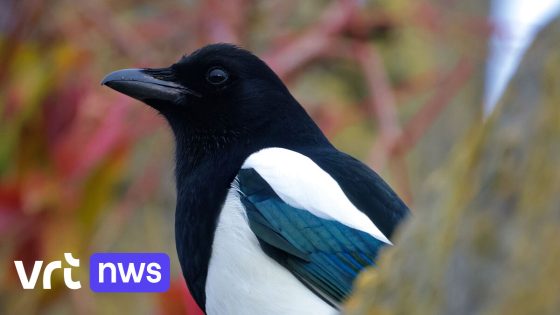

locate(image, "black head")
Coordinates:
102 44 329 155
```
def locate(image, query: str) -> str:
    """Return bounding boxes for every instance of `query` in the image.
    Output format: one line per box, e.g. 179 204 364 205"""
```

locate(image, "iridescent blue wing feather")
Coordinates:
237 168 387 304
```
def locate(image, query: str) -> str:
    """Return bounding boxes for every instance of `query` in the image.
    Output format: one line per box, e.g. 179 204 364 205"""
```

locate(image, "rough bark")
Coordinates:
345 17 560 315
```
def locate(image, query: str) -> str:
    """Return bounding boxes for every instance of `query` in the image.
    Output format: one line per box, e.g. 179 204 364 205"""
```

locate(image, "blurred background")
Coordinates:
0 0 558 314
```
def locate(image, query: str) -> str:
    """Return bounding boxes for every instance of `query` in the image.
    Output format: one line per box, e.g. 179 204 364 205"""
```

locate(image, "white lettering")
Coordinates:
42 261 62 289
118 262 145 283
99 263 117 283
146 263 162 283
14 261 43 289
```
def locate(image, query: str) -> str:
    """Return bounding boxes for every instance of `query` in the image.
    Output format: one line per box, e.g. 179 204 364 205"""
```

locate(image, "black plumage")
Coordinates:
102 43 409 312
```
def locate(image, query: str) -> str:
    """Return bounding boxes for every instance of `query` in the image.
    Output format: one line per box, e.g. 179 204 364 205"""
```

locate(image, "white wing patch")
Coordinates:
241 148 392 245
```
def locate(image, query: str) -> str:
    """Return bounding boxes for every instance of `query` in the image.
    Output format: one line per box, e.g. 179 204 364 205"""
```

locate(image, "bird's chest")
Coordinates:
204 188 335 315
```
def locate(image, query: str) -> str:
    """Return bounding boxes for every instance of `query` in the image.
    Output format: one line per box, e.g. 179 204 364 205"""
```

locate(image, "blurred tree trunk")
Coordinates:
345 16 560 315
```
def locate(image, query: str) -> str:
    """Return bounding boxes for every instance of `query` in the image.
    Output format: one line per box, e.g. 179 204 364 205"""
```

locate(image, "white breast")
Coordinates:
205 189 337 315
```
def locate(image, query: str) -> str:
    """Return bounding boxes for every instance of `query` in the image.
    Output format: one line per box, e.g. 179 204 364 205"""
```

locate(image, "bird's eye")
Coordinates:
206 67 229 85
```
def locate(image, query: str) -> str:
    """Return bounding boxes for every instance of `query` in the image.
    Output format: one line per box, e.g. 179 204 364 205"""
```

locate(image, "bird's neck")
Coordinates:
173 135 246 310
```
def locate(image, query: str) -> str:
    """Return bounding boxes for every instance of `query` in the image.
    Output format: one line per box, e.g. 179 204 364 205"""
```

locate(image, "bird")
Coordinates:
102 43 409 315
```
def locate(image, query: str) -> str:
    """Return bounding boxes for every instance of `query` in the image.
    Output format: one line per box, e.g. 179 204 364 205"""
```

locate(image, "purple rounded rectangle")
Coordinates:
90 253 170 293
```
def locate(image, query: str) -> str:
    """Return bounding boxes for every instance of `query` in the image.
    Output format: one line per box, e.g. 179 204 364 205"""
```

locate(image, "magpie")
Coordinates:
102 44 409 315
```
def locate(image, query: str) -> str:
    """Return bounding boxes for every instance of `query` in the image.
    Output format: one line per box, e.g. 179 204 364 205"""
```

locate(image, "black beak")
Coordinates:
101 68 201 102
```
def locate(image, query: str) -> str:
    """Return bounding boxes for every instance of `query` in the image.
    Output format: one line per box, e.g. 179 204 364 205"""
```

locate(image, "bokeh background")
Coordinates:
1 0 558 314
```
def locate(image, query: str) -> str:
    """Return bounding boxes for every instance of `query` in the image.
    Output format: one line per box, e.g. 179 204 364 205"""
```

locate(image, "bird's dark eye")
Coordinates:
206 67 229 85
